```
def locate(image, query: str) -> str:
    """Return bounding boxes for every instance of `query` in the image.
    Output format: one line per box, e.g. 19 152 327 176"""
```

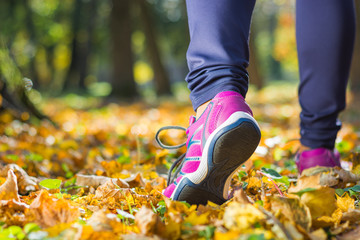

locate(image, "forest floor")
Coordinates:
0 83 360 240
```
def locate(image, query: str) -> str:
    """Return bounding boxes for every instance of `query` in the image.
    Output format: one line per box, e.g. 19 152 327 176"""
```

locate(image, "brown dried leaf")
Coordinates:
288 174 321 193
233 188 252 204
283 222 304 240
0 199 29 211
124 173 145 188
331 221 350 236
309 228 327 240
338 225 360 240
0 170 20 201
341 208 360 223
300 167 360 188
76 174 112 188
88 210 118 231
94 180 132 200
135 206 165 237
26 190 80 228
268 196 311 231
0 164 38 194
76 174 129 188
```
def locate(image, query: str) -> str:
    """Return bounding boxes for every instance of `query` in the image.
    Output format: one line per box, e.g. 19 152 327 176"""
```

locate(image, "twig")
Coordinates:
257 170 284 197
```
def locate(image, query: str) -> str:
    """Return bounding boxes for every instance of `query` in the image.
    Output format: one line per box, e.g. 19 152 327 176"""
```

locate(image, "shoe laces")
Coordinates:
155 126 187 186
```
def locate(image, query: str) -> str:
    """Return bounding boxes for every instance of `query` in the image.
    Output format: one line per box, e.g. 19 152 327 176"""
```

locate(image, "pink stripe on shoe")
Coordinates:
181 161 200 174
163 183 176 198
175 175 183 183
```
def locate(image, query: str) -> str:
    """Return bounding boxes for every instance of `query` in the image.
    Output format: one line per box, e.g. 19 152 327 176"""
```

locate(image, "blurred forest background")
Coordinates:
0 0 359 116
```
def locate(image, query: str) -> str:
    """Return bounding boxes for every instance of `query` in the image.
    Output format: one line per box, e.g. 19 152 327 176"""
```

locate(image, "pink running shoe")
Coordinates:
295 148 341 174
156 91 261 205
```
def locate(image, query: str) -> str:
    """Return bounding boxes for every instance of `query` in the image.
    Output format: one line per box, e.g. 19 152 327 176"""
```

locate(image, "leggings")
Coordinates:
185 0 355 149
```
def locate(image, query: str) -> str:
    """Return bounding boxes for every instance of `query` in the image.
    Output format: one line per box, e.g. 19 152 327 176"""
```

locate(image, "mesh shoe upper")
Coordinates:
162 91 255 199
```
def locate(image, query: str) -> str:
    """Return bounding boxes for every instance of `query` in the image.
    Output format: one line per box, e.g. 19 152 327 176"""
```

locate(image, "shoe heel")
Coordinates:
210 120 261 199
176 179 226 205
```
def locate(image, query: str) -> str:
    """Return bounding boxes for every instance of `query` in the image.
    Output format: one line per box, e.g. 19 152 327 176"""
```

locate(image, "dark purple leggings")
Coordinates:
185 0 355 149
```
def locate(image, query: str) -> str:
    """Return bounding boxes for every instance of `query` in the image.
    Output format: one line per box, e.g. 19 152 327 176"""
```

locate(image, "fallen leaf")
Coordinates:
76 174 129 188
247 176 262 195
301 167 360 188
300 187 336 221
26 190 80 228
283 222 303 240
268 196 311 231
331 221 350 236
341 208 360 223
288 174 321 193
184 211 210 225
88 210 119 231
214 230 242 240
233 188 252 204
94 180 132 200
316 208 342 228
0 170 20 201
223 202 265 231
336 194 355 212
0 199 29 211
135 206 165 237
0 164 38 194
338 225 360 240
124 173 145 188
309 228 327 240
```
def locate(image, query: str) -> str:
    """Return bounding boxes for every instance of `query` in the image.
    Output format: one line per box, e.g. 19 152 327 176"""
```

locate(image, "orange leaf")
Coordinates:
0 170 20 201
26 190 80 228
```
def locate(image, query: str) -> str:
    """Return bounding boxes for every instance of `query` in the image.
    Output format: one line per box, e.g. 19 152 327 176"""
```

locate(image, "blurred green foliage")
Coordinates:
0 0 299 99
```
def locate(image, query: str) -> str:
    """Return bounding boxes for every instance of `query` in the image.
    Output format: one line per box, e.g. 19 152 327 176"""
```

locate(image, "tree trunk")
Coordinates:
0 47 53 124
136 0 171 96
109 0 138 98
350 2 360 97
0 79 54 125
78 0 97 90
63 0 83 92
23 0 40 89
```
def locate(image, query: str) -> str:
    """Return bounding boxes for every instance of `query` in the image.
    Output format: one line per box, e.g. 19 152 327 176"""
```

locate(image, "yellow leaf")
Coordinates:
316 208 342 228
184 211 210 225
300 187 336 221
309 228 327 240
336 193 355 212
268 196 311 231
247 176 262 192
45 223 72 237
288 174 321 193
223 202 265 231
214 230 241 240
164 218 181 239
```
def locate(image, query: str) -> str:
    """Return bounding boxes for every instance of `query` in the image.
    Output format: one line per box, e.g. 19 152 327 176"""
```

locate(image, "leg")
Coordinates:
296 0 355 149
160 0 261 205
186 0 256 111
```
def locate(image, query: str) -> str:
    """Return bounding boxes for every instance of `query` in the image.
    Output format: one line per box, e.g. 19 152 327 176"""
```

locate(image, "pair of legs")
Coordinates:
161 0 355 204
187 0 355 150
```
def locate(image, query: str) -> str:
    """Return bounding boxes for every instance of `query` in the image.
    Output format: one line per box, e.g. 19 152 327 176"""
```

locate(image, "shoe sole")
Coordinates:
171 112 261 205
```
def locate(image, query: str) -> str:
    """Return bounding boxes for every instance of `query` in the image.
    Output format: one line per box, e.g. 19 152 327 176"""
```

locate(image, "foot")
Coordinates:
295 148 341 174
162 91 261 205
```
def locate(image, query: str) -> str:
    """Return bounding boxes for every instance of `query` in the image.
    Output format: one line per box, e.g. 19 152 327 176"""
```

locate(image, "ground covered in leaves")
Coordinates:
1 84 360 240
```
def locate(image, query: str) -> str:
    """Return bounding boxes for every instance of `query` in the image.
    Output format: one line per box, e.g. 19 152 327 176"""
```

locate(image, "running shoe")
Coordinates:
295 148 341 174
156 91 261 205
